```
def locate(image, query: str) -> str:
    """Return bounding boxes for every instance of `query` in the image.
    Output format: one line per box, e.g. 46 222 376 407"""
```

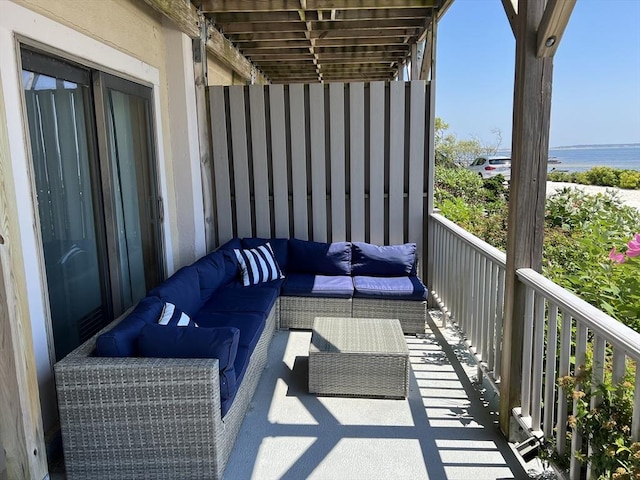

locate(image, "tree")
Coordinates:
435 118 503 167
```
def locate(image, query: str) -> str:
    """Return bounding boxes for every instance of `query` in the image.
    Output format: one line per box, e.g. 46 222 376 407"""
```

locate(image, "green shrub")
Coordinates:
619 170 640 189
434 166 483 205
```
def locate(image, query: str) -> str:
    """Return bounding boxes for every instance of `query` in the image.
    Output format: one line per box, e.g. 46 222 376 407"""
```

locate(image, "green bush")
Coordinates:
619 170 640 189
547 167 640 189
434 166 484 205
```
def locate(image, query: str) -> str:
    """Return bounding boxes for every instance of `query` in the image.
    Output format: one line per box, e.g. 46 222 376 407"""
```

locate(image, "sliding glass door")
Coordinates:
21 48 163 360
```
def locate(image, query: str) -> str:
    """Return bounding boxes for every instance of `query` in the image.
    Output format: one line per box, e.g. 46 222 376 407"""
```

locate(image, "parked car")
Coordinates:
467 156 511 180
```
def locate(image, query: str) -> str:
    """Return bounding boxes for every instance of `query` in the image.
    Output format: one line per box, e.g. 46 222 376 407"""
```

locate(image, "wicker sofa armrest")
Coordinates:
55 351 224 479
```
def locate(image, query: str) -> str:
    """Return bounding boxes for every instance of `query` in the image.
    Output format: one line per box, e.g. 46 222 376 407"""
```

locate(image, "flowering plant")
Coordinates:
557 362 639 480
609 233 640 263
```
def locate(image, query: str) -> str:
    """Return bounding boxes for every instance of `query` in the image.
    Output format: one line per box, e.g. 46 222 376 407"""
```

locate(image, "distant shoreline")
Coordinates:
551 143 640 150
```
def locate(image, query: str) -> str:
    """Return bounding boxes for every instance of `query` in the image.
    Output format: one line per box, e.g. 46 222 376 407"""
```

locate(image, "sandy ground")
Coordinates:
546 181 640 212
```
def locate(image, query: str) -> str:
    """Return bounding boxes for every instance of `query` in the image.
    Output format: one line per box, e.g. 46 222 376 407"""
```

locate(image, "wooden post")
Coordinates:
0 68 48 480
424 21 437 307
193 15 216 251
499 0 554 435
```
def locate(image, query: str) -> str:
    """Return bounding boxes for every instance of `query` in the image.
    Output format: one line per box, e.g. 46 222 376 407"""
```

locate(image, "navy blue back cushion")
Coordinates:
242 238 289 271
137 324 240 404
193 251 227 302
351 242 417 276
95 296 164 357
148 265 202 316
287 239 351 275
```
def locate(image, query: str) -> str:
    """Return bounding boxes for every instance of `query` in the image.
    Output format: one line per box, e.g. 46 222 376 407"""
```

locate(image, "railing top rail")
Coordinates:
430 213 507 267
517 267 640 360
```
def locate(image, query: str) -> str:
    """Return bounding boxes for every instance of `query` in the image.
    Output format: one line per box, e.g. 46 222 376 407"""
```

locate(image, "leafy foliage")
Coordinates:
434 117 502 167
547 167 640 189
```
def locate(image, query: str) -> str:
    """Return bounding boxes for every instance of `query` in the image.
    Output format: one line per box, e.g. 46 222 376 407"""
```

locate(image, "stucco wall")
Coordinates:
2 0 200 434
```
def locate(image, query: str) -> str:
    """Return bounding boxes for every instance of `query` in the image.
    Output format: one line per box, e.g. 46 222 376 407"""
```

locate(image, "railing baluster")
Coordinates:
477 255 487 364
586 335 606 479
521 286 535 418
487 262 498 372
556 312 572 457
633 364 640 442
543 303 558 438
611 349 626 385
494 267 505 382
570 323 588 480
531 293 545 432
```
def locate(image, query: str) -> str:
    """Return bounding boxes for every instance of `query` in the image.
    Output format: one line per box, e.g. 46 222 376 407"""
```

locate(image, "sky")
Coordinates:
435 0 640 148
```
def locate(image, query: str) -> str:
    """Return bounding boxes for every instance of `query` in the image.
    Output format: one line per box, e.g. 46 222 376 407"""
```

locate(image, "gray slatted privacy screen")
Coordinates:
208 81 429 272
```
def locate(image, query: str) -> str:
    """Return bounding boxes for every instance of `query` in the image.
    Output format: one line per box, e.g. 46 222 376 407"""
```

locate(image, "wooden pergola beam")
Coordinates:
501 0 518 36
536 0 576 58
140 0 201 38
199 0 438 12
220 18 425 34
210 7 433 21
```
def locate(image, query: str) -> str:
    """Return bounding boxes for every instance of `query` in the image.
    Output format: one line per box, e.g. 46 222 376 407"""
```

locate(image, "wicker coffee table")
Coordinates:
308 317 410 399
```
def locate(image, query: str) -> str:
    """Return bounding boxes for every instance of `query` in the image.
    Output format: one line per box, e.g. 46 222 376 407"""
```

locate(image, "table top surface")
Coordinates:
310 317 409 355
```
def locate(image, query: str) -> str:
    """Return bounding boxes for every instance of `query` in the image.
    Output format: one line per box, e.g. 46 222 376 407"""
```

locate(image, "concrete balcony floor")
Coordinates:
224 312 538 480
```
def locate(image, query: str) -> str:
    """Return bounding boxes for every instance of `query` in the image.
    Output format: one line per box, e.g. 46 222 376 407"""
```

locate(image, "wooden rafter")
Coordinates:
199 0 439 12
501 0 518 36
536 0 576 57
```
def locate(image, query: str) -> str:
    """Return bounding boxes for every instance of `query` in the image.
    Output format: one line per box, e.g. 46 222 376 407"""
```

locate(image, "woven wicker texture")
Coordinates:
279 296 352 329
55 305 277 480
308 317 409 398
352 298 426 334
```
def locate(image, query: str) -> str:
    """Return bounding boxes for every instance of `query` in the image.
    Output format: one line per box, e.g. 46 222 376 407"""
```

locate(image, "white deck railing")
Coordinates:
429 213 640 480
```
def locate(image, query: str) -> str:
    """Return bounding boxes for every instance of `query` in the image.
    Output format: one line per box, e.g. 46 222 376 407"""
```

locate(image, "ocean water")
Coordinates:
547 144 639 172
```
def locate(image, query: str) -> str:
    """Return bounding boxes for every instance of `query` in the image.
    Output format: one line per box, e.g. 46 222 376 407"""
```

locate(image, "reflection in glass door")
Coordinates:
21 53 107 360
21 49 163 361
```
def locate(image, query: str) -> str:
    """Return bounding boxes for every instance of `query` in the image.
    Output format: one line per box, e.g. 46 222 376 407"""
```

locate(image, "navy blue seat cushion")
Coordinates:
233 346 251 389
200 285 279 316
95 296 164 357
351 242 417 276
193 312 265 351
282 273 354 298
218 237 242 251
193 250 228 301
148 265 202 317
242 238 289 272
223 277 285 292
353 275 427 300
287 239 351 275
137 324 240 412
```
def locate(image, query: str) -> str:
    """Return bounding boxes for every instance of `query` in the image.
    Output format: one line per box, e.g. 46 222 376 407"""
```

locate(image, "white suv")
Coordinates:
467 156 511 180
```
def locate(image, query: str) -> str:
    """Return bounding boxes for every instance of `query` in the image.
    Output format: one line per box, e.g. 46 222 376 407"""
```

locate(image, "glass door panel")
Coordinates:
99 74 162 313
21 57 107 360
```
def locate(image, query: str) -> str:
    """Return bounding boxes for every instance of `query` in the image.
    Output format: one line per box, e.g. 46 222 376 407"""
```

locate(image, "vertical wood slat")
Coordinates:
633 368 640 442
228 86 252 238
209 87 233 243
248 85 271 238
349 82 365 241
494 267 505 381
388 81 405 245
408 81 425 259
611 350 626 385
268 85 290 238
309 83 327 242
329 83 346 241
369 81 385 245
289 84 308 240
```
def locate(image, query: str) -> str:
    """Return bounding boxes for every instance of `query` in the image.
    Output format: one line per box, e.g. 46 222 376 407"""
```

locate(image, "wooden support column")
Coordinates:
424 20 437 307
499 0 554 435
193 15 216 252
0 69 47 480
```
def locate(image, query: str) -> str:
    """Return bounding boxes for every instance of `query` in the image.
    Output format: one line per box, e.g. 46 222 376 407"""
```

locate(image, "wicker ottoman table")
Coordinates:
308 317 410 399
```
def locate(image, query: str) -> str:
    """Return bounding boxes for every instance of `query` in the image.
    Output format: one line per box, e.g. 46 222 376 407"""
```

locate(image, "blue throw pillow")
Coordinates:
287 239 351 275
148 265 202 316
351 242 417 276
234 243 284 286
193 251 227 300
137 324 240 402
95 296 164 357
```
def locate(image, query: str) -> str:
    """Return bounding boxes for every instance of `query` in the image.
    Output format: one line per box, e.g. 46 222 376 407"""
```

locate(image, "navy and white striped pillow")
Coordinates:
157 302 196 327
234 243 284 286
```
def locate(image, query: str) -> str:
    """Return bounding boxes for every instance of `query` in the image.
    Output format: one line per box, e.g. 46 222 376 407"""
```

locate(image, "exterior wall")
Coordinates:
0 0 204 435
207 56 235 85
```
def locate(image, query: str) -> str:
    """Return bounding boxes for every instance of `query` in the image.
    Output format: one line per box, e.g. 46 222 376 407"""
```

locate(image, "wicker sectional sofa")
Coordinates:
55 237 428 479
